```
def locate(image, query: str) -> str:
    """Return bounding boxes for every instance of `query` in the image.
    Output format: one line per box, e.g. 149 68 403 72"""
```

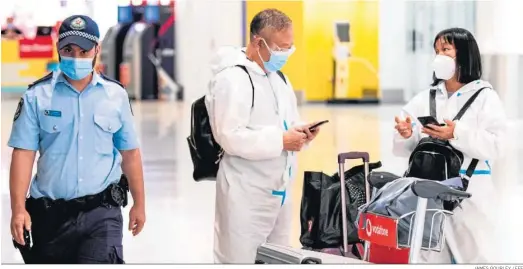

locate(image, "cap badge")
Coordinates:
70 17 86 30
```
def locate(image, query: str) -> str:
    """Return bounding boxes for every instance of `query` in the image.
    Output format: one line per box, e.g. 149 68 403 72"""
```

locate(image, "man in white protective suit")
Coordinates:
393 28 509 263
205 9 322 264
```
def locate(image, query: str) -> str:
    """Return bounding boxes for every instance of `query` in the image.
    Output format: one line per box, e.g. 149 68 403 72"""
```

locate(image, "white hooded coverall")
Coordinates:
205 47 303 263
393 80 508 263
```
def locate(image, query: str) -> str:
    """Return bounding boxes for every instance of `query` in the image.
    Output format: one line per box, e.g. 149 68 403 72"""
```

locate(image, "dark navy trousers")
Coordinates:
28 205 124 264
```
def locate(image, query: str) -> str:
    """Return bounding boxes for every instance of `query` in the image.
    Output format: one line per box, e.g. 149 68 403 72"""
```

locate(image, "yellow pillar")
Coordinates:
304 0 380 101
245 0 379 102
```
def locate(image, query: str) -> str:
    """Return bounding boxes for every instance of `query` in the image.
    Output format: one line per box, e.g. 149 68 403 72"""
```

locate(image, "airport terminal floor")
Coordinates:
2 97 523 264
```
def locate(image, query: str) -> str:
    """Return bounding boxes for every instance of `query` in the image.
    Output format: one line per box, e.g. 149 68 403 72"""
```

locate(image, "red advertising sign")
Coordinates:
358 213 398 249
19 36 54 59
368 244 409 264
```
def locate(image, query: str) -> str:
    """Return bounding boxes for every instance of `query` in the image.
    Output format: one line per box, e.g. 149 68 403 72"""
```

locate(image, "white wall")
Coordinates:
475 0 523 120
378 0 408 103
476 0 523 55
379 0 479 103
90 0 119 41
475 0 523 216
175 0 243 102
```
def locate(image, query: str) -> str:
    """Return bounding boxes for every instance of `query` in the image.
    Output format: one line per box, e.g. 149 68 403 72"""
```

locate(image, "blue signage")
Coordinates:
144 5 160 23
118 6 133 23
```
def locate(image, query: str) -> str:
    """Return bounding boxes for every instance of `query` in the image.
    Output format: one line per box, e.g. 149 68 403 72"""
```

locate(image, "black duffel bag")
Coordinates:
299 161 383 249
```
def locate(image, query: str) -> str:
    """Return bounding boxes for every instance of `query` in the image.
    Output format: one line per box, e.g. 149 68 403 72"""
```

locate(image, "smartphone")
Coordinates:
309 120 329 131
417 116 445 129
12 229 31 250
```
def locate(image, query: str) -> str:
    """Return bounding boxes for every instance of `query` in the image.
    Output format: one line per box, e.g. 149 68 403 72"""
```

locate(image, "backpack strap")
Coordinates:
452 87 489 121
235 65 255 108
276 70 287 84
429 89 437 118
453 87 489 181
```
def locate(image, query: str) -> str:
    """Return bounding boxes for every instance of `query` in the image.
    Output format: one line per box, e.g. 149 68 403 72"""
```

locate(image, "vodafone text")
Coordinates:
365 219 389 237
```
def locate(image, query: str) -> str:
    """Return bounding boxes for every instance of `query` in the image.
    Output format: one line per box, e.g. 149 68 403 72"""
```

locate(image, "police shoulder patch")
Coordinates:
14 97 24 121
28 72 53 89
100 74 125 88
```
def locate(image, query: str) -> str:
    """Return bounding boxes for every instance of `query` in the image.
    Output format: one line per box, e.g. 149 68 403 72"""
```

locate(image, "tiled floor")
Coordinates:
1 99 522 263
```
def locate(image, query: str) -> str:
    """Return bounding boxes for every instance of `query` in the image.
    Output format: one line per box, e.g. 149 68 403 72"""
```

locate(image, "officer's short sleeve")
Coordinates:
114 92 140 150
8 92 39 151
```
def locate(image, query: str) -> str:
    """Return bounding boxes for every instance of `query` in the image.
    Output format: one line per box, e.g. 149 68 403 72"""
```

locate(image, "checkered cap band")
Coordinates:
59 30 99 43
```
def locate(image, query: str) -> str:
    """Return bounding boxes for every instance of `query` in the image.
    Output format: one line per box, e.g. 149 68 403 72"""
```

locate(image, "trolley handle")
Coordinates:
410 180 472 201
367 173 398 190
337 152 369 164
337 151 370 257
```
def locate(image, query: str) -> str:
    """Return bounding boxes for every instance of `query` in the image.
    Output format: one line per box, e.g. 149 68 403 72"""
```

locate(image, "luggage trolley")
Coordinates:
255 151 471 264
337 152 472 264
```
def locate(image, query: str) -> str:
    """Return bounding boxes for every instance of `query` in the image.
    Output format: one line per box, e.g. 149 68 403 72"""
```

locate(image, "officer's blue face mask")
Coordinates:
258 39 295 73
59 56 94 80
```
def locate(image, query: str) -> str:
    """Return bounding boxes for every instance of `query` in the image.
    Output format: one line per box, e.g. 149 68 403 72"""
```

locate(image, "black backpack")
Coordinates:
405 87 489 191
187 65 286 181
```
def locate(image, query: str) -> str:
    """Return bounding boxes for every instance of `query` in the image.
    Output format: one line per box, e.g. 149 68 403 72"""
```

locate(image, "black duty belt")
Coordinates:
26 174 129 216
14 174 130 263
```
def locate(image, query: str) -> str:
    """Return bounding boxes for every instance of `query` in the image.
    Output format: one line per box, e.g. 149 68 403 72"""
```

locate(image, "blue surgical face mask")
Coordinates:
59 56 94 80
258 39 295 73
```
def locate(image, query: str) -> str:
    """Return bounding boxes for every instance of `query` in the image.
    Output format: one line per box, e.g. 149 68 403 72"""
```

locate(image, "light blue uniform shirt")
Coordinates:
8 71 140 200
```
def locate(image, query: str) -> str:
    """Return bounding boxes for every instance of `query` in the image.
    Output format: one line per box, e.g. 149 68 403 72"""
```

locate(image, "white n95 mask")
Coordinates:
432 54 456 80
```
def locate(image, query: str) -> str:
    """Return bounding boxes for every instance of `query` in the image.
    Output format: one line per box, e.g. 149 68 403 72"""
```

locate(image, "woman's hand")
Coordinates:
395 116 413 138
422 119 456 140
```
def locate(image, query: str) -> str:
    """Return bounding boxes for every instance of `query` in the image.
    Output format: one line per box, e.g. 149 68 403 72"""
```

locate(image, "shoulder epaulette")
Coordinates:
100 73 124 88
27 72 53 89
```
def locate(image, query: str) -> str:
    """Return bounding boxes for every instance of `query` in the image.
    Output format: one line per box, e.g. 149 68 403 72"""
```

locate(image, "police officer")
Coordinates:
8 15 146 264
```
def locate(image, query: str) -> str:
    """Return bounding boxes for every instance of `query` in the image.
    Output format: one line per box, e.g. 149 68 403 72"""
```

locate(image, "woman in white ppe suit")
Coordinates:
205 9 321 263
393 28 508 263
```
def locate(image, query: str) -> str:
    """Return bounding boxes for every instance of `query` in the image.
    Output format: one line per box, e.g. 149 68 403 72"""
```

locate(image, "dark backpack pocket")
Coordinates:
407 151 448 181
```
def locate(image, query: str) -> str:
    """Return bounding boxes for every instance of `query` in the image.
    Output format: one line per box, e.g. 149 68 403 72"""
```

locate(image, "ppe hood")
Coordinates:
209 46 265 76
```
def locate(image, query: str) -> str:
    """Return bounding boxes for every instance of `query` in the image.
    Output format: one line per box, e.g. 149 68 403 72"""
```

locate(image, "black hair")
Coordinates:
249 8 292 41
431 27 482 86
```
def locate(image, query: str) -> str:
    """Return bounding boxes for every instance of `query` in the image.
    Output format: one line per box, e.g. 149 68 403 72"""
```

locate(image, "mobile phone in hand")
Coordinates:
309 120 329 131
417 116 445 129
13 229 31 249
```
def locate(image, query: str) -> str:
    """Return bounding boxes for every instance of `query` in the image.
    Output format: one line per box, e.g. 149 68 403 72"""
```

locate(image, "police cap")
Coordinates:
58 15 99 51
